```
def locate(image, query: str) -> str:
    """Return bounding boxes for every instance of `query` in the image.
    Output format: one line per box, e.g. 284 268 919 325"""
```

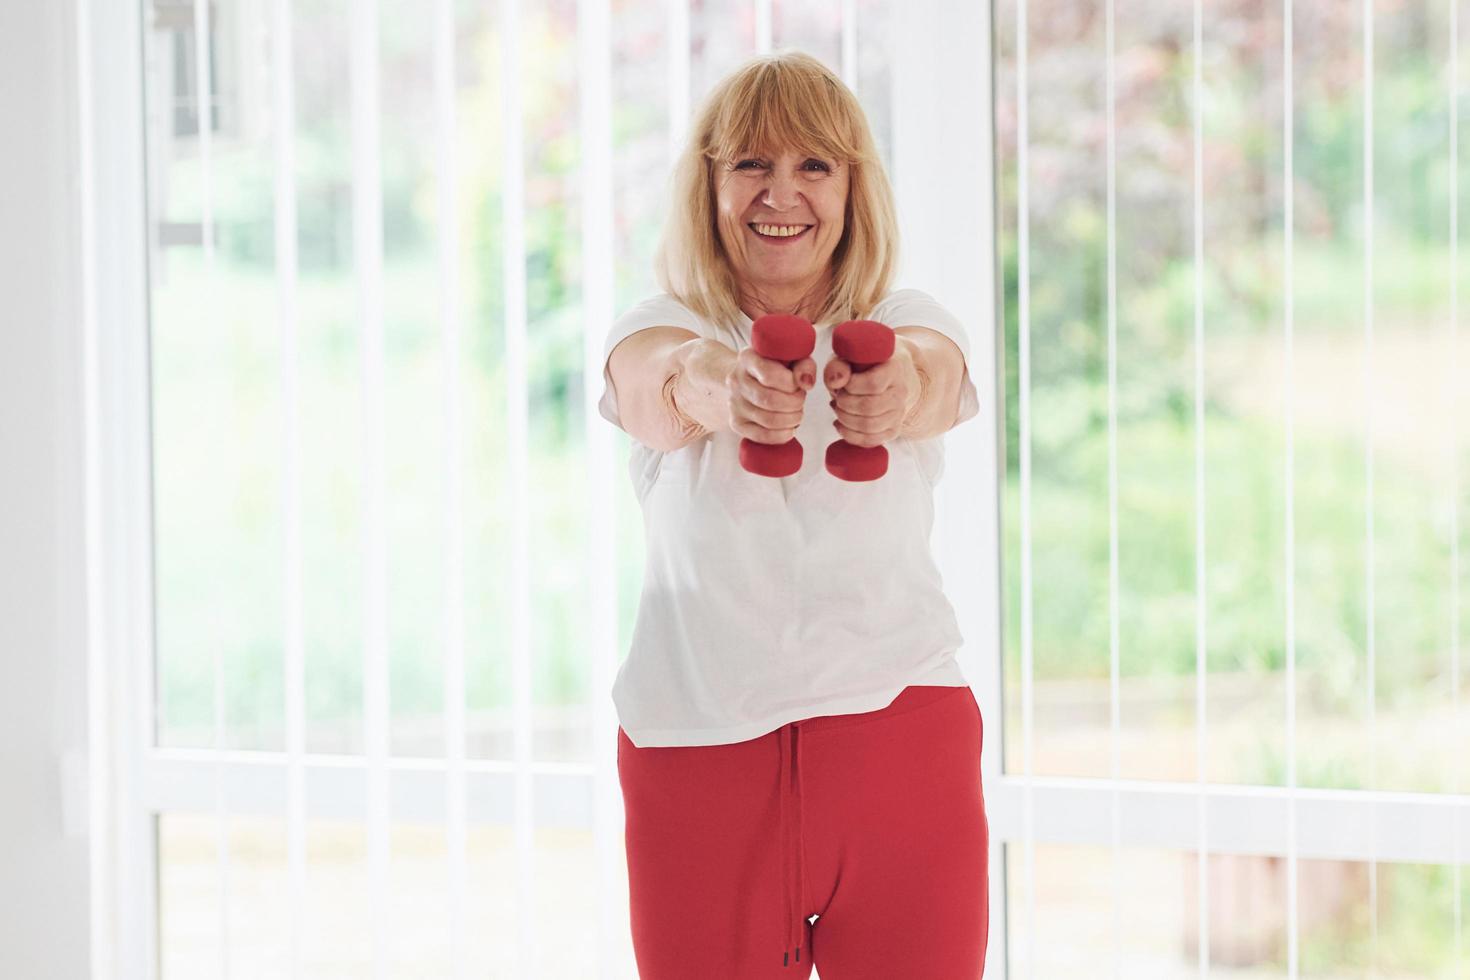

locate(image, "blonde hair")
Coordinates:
653 50 899 330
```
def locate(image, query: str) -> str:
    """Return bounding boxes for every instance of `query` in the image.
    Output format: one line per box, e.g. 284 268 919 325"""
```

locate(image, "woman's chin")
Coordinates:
744 271 814 293
747 256 827 279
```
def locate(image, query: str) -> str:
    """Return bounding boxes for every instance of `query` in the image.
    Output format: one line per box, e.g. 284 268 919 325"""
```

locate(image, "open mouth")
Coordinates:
748 223 813 242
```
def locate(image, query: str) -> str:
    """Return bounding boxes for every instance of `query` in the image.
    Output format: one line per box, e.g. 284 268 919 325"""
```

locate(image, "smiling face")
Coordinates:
713 148 850 306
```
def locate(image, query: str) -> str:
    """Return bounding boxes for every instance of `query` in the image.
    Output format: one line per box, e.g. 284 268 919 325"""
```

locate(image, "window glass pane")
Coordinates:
995 0 1114 780
144 0 903 768
159 813 458 977
855 0 895 176
450 0 513 761
690 0 756 105
774 0 841 70
146 0 288 752
156 800 633 978
526 0 592 762
1196 0 1288 789
1359 0 1461 796
289 0 364 755
994 0 1470 793
1005 843 1470 977
158 813 291 978
371 1 447 758
480 820 635 977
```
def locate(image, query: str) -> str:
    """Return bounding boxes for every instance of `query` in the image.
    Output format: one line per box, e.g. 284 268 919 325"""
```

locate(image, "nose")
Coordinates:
761 169 802 212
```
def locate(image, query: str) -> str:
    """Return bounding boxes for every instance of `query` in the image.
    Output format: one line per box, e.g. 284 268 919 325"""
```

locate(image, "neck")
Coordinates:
737 270 833 324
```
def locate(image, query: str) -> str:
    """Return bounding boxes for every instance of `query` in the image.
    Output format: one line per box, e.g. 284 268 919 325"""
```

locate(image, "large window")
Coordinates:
996 0 1468 974
83 0 1467 976
129 0 899 976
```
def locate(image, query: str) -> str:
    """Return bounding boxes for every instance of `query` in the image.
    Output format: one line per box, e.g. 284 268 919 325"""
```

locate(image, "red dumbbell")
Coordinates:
825 319 896 482
739 313 817 478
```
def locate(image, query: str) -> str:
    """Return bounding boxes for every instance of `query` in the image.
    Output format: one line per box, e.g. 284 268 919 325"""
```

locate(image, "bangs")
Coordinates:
705 61 863 166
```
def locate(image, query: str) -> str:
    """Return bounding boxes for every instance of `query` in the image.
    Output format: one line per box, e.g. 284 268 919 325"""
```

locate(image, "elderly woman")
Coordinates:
599 51 987 978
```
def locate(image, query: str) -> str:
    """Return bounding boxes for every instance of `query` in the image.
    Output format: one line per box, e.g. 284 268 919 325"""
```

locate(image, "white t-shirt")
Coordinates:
599 288 981 747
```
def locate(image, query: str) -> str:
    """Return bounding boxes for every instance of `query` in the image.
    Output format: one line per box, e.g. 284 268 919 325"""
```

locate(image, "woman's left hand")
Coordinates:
823 337 922 447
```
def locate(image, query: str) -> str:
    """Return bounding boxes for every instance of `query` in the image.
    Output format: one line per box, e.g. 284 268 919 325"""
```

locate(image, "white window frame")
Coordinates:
78 0 159 974
77 1 1468 978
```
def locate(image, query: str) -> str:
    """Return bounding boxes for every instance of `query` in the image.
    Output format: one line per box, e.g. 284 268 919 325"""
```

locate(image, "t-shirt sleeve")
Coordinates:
876 288 981 429
598 294 705 430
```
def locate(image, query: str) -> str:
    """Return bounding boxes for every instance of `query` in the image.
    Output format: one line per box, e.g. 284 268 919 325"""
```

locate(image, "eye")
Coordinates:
732 157 830 172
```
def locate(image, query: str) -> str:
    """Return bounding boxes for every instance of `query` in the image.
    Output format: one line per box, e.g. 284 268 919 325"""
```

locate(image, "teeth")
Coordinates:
752 223 809 238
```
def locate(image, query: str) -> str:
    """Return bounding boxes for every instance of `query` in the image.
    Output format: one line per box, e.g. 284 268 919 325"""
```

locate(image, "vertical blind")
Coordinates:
124 1 914 977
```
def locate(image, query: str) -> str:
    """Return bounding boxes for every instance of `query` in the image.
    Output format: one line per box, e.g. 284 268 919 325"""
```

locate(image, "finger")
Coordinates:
834 405 902 433
733 354 799 409
832 418 891 448
744 349 800 393
831 390 893 418
844 360 895 395
748 402 805 430
738 371 806 413
735 417 799 444
823 358 851 395
735 382 804 424
731 402 799 439
791 356 817 390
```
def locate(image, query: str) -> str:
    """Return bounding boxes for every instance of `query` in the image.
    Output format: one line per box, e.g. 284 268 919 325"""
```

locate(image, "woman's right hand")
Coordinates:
724 347 817 444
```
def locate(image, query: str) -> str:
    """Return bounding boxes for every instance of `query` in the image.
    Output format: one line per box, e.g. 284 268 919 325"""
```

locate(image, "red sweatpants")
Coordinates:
617 684 989 979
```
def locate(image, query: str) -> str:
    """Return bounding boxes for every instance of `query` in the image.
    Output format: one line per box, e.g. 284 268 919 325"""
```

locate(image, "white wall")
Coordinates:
0 0 94 975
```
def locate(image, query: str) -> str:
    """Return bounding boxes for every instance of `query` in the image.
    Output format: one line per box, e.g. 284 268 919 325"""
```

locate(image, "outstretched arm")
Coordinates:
606 327 716 452
893 325 968 441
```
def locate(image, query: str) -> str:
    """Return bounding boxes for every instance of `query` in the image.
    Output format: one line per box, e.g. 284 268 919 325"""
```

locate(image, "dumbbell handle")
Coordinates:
739 314 816 478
